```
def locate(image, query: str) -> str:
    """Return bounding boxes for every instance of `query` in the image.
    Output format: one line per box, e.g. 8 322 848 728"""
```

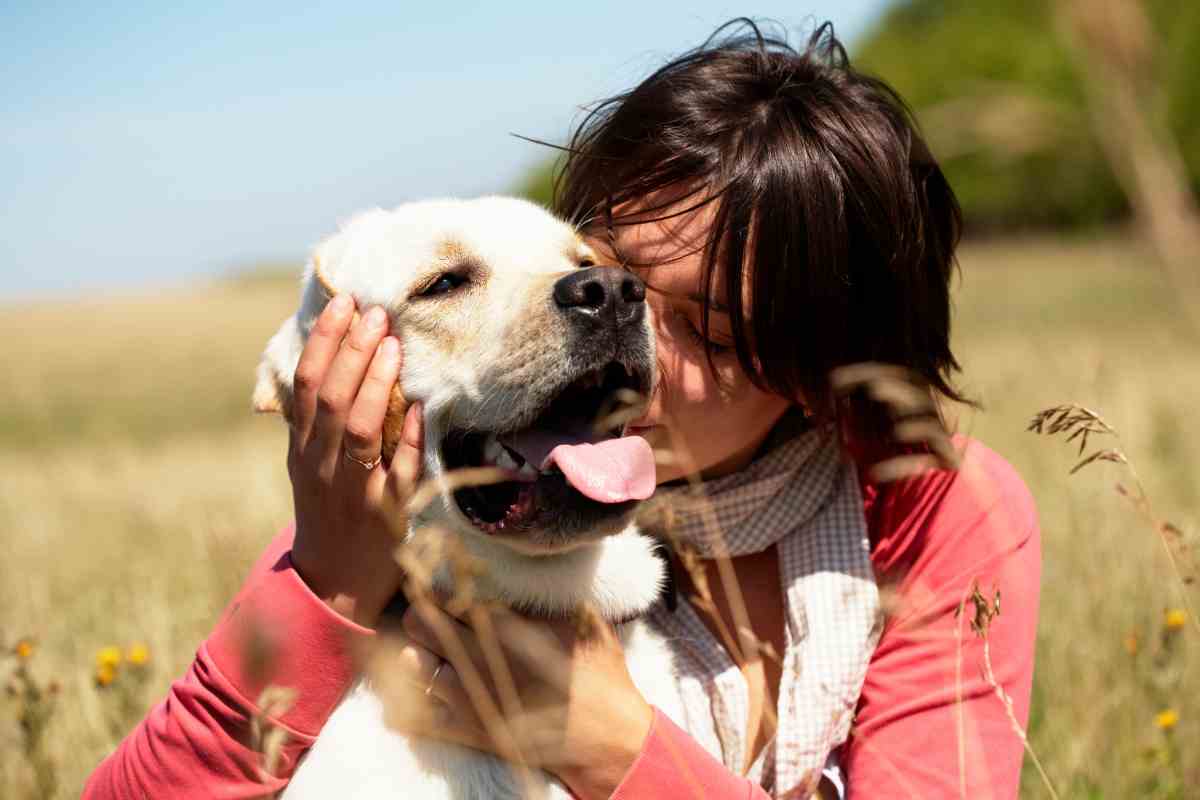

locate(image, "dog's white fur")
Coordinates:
254 197 685 799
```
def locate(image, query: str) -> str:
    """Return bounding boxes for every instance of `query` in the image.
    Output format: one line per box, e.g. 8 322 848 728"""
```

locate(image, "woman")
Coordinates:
84 20 1039 799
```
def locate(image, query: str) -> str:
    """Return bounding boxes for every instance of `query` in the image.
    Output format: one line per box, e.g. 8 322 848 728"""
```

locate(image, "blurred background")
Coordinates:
2 1 1198 797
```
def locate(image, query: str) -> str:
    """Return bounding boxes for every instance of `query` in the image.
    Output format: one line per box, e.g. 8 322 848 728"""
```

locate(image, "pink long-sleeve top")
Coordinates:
83 438 1040 799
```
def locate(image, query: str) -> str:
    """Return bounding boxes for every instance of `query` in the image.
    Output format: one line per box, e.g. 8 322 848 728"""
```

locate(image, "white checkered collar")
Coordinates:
658 414 844 558
649 414 882 797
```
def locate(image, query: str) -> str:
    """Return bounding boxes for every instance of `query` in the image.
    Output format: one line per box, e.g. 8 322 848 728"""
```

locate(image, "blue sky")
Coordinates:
1 1 891 301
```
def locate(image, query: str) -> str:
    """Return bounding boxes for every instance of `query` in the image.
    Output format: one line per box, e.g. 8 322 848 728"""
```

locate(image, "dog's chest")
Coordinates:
281 620 683 800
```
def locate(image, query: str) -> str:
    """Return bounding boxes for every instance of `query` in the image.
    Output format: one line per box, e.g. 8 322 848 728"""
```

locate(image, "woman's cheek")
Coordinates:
654 333 745 412
672 360 721 407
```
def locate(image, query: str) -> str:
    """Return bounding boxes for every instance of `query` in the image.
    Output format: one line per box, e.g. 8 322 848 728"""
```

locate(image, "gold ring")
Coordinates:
343 449 382 471
425 660 445 697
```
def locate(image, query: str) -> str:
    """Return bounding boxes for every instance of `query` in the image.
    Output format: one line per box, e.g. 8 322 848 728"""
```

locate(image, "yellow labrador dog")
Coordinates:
254 197 685 799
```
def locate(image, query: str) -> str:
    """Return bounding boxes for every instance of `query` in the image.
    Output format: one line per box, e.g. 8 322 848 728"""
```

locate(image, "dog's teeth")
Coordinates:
495 447 520 471
483 434 504 465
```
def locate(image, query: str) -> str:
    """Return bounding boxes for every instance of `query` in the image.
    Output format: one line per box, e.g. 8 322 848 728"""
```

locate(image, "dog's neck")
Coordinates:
415 524 666 624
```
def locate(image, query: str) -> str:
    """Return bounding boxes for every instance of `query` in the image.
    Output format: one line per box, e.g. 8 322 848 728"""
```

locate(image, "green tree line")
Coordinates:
517 1 1200 232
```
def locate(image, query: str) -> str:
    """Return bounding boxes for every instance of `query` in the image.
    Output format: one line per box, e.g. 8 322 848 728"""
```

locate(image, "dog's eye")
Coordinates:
578 258 595 268
421 272 467 297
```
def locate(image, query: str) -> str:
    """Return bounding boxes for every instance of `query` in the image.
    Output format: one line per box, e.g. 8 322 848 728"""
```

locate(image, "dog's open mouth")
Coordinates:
442 361 655 534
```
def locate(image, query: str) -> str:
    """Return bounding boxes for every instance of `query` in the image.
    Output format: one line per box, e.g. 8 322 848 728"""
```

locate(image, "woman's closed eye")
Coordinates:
673 307 734 355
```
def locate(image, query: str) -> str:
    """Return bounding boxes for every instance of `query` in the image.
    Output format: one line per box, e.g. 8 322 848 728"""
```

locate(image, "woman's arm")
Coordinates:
609 708 775 800
82 527 372 799
84 296 423 798
844 439 1042 799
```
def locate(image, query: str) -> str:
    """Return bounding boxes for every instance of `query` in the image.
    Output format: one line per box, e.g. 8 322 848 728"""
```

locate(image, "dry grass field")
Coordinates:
1 232 1196 798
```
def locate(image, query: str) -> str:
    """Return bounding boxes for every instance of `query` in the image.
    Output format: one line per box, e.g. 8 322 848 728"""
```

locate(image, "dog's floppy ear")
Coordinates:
252 321 298 421
251 243 411 445
252 360 291 417
250 251 340 423
251 377 283 414
380 382 410 464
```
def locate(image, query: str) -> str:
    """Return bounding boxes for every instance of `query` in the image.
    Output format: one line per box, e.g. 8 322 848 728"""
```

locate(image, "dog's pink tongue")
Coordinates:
545 437 656 503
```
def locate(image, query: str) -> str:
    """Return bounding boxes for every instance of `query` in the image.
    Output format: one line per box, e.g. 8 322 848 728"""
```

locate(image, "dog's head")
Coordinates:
255 197 659 567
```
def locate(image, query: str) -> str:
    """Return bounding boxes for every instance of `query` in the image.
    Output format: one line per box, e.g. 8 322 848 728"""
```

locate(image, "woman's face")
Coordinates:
588 205 793 484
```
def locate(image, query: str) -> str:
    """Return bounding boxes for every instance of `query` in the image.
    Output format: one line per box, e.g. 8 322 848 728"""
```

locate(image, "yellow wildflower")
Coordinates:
1164 609 1187 631
127 643 150 666
14 638 34 660
95 645 122 671
1123 630 1139 656
95 662 117 688
1155 709 1179 730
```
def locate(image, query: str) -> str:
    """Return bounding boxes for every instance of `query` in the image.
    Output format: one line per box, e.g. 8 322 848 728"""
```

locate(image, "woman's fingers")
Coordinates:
402 598 565 708
394 635 447 695
342 336 402 471
402 600 507 703
291 294 355 441
417 650 470 710
399 606 525 751
403 600 479 663
310 306 390 471
387 403 424 505
368 633 467 734
435 598 570 681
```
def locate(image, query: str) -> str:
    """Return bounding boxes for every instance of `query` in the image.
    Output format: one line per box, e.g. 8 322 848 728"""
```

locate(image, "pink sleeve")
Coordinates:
83 525 374 799
610 707 772 800
844 438 1041 799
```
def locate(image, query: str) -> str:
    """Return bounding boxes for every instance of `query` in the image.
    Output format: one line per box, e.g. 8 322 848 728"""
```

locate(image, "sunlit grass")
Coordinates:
0 233 1196 797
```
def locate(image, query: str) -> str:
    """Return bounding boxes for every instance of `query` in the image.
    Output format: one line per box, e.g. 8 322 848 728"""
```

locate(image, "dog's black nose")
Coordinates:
553 267 645 328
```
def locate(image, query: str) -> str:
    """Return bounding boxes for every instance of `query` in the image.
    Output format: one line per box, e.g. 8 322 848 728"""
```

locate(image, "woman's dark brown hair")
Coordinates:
552 18 967 448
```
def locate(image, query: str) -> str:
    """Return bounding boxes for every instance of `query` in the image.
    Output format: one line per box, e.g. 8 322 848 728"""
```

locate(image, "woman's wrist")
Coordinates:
290 547 395 629
321 591 387 629
555 697 654 800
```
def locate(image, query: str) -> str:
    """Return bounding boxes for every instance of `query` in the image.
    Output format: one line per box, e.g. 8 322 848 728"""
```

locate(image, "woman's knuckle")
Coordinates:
346 333 374 355
313 310 345 336
343 420 375 449
395 641 424 672
293 368 320 393
385 470 412 500
316 389 346 415
315 461 338 487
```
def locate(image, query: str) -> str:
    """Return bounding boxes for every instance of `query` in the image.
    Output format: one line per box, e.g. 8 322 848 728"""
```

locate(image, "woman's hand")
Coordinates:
286 293 424 628
376 597 653 800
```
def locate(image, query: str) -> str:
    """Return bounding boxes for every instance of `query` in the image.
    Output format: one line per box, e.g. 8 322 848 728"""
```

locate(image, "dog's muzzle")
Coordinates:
440 269 656 543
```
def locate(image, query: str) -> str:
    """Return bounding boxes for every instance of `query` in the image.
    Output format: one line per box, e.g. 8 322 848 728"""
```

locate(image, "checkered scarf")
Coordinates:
647 419 882 797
